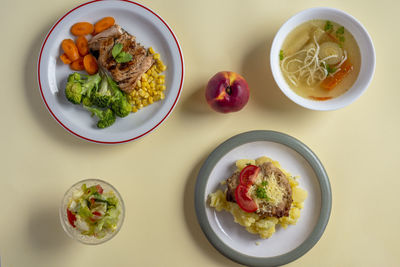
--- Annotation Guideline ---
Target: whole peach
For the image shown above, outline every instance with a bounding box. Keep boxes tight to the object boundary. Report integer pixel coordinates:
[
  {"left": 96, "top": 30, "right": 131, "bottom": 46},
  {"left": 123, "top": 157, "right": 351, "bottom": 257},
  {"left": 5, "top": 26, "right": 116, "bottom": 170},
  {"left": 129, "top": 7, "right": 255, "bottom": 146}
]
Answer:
[{"left": 205, "top": 71, "right": 250, "bottom": 113}]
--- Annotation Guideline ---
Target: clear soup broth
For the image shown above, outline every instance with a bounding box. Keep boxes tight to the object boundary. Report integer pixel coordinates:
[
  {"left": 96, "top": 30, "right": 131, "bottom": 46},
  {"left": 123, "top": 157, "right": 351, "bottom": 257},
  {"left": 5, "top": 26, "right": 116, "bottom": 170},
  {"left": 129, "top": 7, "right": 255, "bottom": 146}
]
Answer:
[{"left": 280, "top": 20, "right": 361, "bottom": 100}]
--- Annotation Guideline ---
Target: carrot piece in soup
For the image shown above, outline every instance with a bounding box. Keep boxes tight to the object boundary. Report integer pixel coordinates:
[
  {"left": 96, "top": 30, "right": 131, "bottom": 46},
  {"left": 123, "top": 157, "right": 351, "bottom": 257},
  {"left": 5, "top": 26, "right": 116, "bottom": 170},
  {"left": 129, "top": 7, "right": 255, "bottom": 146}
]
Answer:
[
  {"left": 70, "top": 57, "right": 85, "bottom": 71},
  {"left": 60, "top": 53, "right": 72, "bottom": 64},
  {"left": 61, "top": 39, "right": 80, "bottom": 62},
  {"left": 309, "top": 96, "right": 333, "bottom": 101},
  {"left": 76, "top": 35, "right": 89, "bottom": 56},
  {"left": 321, "top": 60, "right": 353, "bottom": 91},
  {"left": 94, "top": 17, "right": 115, "bottom": 34},
  {"left": 83, "top": 54, "right": 98, "bottom": 75},
  {"left": 70, "top": 22, "right": 94, "bottom": 36}
]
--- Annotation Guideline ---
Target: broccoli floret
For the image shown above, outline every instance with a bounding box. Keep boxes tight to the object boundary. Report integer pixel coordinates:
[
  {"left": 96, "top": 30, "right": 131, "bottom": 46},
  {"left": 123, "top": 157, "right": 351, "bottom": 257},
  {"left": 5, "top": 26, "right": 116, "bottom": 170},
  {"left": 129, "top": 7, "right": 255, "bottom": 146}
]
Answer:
[
  {"left": 65, "top": 73, "right": 101, "bottom": 105},
  {"left": 107, "top": 76, "right": 132, "bottom": 117},
  {"left": 84, "top": 106, "right": 116, "bottom": 129},
  {"left": 82, "top": 73, "right": 101, "bottom": 97},
  {"left": 82, "top": 96, "right": 93, "bottom": 107},
  {"left": 92, "top": 73, "right": 112, "bottom": 108},
  {"left": 65, "top": 74, "right": 83, "bottom": 104},
  {"left": 111, "top": 94, "right": 131, "bottom": 117},
  {"left": 68, "top": 72, "right": 81, "bottom": 83}
]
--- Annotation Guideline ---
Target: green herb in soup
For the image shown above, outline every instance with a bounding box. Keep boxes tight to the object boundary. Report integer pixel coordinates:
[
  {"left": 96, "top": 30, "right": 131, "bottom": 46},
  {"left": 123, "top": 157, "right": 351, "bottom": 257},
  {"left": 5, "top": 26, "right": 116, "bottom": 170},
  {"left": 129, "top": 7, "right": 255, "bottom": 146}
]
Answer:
[{"left": 280, "top": 20, "right": 361, "bottom": 100}]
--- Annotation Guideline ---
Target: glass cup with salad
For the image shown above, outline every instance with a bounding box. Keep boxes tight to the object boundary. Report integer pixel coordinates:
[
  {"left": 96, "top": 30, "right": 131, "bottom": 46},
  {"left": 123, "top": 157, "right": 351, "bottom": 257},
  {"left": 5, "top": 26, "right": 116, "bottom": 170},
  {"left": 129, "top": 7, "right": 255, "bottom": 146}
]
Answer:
[{"left": 59, "top": 178, "right": 125, "bottom": 245}]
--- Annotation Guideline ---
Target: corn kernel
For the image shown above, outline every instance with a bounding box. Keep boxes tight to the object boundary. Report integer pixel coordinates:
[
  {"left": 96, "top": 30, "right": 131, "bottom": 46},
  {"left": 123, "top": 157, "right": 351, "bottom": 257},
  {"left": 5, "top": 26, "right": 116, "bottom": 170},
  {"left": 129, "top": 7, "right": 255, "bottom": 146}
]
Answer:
[
  {"left": 132, "top": 107, "right": 138, "bottom": 113},
  {"left": 160, "top": 92, "right": 165, "bottom": 99},
  {"left": 148, "top": 47, "right": 155, "bottom": 54},
  {"left": 148, "top": 97, "right": 154, "bottom": 104},
  {"left": 153, "top": 53, "right": 160, "bottom": 60},
  {"left": 143, "top": 100, "right": 148, "bottom": 106}
]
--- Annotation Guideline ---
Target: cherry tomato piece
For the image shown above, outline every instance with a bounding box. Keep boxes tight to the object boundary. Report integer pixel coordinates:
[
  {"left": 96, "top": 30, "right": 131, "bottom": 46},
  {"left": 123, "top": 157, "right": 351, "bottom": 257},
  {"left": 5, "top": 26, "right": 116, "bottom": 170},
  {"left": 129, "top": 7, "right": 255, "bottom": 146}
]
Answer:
[
  {"left": 96, "top": 184, "right": 103, "bottom": 194},
  {"left": 235, "top": 184, "right": 258, "bottom": 213},
  {"left": 67, "top": 209, "right": 76, "bottom": 228},
  {"left": 239, "top": 165, "right": 260, "bottom": 186}
]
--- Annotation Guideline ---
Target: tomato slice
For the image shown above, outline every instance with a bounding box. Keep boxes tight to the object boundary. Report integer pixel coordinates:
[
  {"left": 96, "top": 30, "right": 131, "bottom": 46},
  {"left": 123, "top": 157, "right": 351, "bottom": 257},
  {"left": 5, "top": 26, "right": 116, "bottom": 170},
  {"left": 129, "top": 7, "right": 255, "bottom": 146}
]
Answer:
[
  {"left": 235, "top": 184, "right": 258, "bottom": 213},
  {"left": 67, "top": 209, "right": 76, "bottom": 228},
  {"left": 239, "top": 165, "right": 260, "bottom": 186},
  {"left": 96, "top": 184, "right": 103, "bottom": 194}
]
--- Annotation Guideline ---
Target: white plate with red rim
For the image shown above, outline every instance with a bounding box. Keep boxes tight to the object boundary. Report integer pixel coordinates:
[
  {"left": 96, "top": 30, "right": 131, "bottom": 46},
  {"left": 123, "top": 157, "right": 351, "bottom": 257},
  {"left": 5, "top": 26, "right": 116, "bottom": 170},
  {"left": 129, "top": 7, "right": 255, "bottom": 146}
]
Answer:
[
  {"left": 195, "top": 130, "right": 332, "bottom": 266},
  {"left": 38, "top": 0, "right": 184, "bottom": 144}
]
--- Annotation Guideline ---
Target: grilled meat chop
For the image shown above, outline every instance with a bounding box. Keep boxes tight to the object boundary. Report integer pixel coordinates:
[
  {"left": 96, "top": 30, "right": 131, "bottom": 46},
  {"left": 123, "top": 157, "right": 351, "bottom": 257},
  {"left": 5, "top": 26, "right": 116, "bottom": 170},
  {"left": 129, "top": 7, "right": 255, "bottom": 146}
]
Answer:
[
  {"left": 226, "top": 162, "right": 293, "bottom": 218},
  {"left": 88, "top": 24, "right": 154, "bottom": 93}
]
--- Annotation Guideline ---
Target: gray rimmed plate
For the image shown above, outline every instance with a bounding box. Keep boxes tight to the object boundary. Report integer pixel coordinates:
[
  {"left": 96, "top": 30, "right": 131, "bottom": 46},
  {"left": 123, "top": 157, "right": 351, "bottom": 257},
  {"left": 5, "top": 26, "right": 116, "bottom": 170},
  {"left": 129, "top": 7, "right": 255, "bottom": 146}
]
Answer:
[{"left": 194, "top": 130, "right": 331, "bottom": 266}]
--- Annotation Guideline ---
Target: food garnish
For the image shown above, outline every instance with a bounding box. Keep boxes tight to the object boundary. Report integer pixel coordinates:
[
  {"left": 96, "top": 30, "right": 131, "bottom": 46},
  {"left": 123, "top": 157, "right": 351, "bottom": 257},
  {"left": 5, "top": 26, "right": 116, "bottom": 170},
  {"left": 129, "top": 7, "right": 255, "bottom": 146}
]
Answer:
[{"left": 111, "top": 43, "right": 133, "bottom": 63}]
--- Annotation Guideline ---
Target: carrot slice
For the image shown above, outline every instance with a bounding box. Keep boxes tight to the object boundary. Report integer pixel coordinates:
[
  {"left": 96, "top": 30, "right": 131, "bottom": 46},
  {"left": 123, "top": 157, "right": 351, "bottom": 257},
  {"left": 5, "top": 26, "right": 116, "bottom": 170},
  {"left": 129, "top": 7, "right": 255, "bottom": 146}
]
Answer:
[
  {"left": 83, "top": 54, "right": 98, "bottom": 75},
  {"left": 321, "top": 60, "right": 353, "bottom": 91},
  {"left": 309, "top": 96, "right": 333, "bottom": 101},
  {"left": 60, "top": 53, "right": 72, "bottom": 64},
  {"left": 76, "top": 36, "right": 89, "bottom": 56},
  {"left": 94, "top": 17, "right": 115, "bottom": 34},
  {"left": 70, "top": 57, "right": 85, "bottom": 71},
  {"left": 70, "top": 22, "right": 94, "bottom": 36},
  {"left": 61, "top": 39, "right": 80, "bottom": 62}
]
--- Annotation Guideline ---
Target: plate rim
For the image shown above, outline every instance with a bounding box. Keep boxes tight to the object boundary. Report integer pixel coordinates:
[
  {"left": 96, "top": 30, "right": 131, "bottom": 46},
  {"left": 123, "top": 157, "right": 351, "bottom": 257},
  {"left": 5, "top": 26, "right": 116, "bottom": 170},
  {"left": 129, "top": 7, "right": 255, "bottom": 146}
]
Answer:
[
  {"left": 37, "top": 0, "right": 185, "bottom": 144},
  {"left": 194, "top": 130, "right": 332, "bottom": 267}
]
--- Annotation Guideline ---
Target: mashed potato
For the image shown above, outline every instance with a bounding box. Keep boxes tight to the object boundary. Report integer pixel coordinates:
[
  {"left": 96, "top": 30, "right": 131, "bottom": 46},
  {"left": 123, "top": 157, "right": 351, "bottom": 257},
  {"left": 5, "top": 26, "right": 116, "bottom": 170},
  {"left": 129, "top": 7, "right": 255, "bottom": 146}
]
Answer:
[{"left": 209, "top": 156, "right": 307, "bottom": 239}]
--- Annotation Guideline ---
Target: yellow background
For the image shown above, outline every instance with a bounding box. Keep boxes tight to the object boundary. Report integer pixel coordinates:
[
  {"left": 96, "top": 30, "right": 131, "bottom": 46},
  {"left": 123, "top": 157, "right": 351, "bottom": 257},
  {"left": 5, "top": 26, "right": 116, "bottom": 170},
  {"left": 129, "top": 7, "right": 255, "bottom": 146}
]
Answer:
[{"left": 1, "top": 0, "right": 399, "bottom": 266}]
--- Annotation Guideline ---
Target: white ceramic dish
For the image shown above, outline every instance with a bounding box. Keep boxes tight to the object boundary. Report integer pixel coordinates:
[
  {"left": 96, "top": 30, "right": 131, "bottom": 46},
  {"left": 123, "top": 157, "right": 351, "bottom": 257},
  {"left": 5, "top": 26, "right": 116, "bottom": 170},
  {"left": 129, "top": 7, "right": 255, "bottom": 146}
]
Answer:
[
  {"left": 195, "top": 131, "right": 331, "bottom": 266},
  {"left": 270, "top": 7, "right": 375, "bottom": 111},
  {"left": 38, "top": 0, "right": 184, "bottom": 144}
]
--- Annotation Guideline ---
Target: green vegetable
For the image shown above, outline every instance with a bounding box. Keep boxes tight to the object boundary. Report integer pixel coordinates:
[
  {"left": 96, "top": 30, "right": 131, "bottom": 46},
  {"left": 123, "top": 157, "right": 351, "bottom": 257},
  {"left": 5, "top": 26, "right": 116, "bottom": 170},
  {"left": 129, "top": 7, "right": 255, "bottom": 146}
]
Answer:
[
  {"left": 326, "top": 65, "right": 337, "bottom": 74},
  {"left": 261, "top": 181, "right": 268, "bottom": 186},
  {"left": 256, "top": 187, "right": 268, "bottom": 199},
  {"left": 65, "top": 72, "right": 101, "bottom": 105},
  {"left": 92, "top": 72, "right": 112, "bottom": 108},
  {"left": 279, "top": 50, "right": 284, "bottom": 60},
  {"left": 112, "top": 43, "right": 123, "bottom": 58},
  {"left": 84, "top": 106, "right": 116, "bottom": 128},
  {"left": 65, "top": 80, "right": 83, "bottom": 104},
  {"left": 68, "top": 183, "right": 121, "bottom": 239},
  {"left": 324, "top": 20, "right": 333, "bottom": 31},
  {"left": 335, "top": 26, "right": 345, "bottom": 43},
  {"left": 107, "top": 76, "right": 132, "bottom": 117},
  {"left": 112, "top": 43, "right": 133, "bottom": 63}
]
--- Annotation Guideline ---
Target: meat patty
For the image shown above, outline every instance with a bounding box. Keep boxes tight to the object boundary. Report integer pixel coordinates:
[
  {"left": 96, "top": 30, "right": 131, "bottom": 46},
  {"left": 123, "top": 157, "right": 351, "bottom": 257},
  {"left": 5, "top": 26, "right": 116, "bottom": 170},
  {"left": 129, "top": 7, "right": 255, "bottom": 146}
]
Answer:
[
  {"left": 88, "top": 25, "right": 154, "bottom": 93},
  {"left": 226, "top": 162, "right": 293, "bottom": 218}
]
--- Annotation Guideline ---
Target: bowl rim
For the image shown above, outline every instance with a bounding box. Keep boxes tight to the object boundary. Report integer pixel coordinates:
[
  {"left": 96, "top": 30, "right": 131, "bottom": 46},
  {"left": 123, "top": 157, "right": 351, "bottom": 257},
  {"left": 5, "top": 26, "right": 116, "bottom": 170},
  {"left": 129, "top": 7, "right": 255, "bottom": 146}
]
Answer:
[
  {"left": 59, "top": 178, "right": 125, "bottom": 245},
  {"left": 270, "top": 7, "right": 376, "bottom": 111}
]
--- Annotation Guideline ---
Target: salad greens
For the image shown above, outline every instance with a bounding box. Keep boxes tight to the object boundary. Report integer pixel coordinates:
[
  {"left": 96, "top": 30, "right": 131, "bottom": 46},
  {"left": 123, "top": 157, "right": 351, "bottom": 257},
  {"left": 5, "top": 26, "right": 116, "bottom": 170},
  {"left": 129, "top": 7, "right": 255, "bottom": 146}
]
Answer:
[{"left": 67, "top": 183, "right": 121, "bottom": 238}]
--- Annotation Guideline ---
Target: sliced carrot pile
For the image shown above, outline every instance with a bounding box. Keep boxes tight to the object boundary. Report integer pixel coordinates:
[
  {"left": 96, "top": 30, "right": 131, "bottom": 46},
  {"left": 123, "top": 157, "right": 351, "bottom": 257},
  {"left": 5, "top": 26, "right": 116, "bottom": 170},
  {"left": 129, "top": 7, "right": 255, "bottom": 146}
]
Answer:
[
  {"left": 60, "top": 53, "right": 72, "bottom": 64},
  {"left": 321, "top": 60, "right": 353, "bottom": 91},
  {"left": 309, "top": 96, "right": 333, "bottom": 101},
  {"left": 70, "top": 22, "right": 94, "bottom": 36},
  {"left": 76, "top": 36, "right": 89, "bottom": 56},
  {"left": 94, "top": 17, "right": 115, "bottom": 34},
  {"left": 83, "top": 54, "right": 98, "bottom": 75},
  {"left": 61, "top": 39, "right": 80, "bottom": 62},
  {"left": 70, "top": 57, "right": 85, "bottom": 71}
]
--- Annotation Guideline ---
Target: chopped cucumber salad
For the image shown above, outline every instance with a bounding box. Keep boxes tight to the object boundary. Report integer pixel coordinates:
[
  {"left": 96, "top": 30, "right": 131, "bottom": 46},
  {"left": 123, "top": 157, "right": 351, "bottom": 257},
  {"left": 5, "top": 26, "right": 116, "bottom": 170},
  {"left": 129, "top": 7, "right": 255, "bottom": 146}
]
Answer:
[{"left": 66, "top": 183, "right": 121, "bottom": 238}]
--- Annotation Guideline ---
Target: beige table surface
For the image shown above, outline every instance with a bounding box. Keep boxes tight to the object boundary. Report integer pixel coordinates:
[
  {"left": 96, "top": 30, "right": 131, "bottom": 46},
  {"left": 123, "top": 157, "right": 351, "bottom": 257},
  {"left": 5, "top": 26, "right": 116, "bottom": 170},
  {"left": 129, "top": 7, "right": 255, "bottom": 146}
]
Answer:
[{"left": 1, "top": 0, "right": 399, "bottom": 266}]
